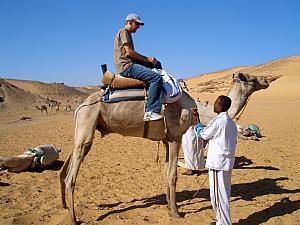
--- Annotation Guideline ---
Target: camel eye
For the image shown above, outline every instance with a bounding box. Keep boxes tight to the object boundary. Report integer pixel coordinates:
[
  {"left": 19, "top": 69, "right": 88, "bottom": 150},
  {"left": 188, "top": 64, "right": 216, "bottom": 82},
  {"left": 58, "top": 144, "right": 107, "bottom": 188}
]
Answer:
[{"left": 239, "top": 73, "right": 247, "bottom": 82}]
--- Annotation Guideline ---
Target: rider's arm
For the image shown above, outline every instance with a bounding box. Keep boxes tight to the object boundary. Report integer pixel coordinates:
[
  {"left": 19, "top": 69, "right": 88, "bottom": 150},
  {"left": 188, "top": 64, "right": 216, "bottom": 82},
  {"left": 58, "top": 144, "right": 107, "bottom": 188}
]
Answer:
[{"left": 123, "top": 43, "right": 157, "bottom": 65}]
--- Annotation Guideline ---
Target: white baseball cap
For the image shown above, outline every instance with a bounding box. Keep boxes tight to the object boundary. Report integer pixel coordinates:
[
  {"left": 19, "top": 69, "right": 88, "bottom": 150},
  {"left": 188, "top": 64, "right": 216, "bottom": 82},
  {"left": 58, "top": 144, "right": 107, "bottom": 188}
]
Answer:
[{"left": 126, "top": 13, "right": 144, "bottom": 26}]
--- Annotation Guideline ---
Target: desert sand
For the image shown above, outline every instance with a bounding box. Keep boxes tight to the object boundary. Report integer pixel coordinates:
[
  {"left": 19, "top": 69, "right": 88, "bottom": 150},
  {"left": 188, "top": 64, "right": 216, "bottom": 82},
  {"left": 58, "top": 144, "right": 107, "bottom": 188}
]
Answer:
[{"left": 0, "top": 56, "right": 300, "bottom": 225}]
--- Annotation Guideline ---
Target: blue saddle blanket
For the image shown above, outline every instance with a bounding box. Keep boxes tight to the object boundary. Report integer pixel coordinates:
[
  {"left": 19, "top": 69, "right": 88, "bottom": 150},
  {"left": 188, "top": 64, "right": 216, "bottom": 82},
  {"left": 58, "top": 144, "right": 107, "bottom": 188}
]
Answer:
[{"left": 102, "top": 87, "right": 145, "bottom": 103}]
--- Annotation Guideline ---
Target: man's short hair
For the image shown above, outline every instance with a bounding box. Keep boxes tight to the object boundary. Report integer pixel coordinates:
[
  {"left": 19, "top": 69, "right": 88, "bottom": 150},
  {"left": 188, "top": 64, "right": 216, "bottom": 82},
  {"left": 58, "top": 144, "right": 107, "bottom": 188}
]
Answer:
[{"left": 218, "top": 95, "right": 232, "bottom": 112}]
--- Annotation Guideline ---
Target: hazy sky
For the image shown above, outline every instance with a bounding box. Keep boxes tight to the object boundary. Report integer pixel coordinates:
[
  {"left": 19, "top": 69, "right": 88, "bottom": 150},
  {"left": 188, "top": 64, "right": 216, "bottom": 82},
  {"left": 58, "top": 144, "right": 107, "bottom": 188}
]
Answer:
[{"left": 1, "top": 0, "right": 299, "bottom": 86}]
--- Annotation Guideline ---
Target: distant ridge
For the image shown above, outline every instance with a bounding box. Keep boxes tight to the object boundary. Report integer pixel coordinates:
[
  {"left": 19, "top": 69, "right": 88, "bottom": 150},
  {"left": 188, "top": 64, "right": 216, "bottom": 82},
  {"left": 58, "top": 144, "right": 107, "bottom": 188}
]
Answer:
[
  {"left": 5, "top": 79, "right": 89, "bottom": 104},
  {"left": 191, "top": 55, "right": 300, "bottom": 82},
  {"left": 186, "top": 55, "right": 300, "bottom": 95},
  {"left": 75, "top": 85, "right": 101, "bottom": 94},
  {"left": 238, "top": 55, "right": 300, "bottom": 76}
]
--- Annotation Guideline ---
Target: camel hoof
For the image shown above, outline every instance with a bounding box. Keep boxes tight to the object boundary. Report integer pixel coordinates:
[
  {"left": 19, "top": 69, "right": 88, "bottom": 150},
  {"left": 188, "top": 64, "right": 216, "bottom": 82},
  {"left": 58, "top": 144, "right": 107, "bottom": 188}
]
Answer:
[
  {"left": 61, "top": 201, "right": 67, "bottom": 209},
  {"left": 168, "top": 210, "right": 181, "bottom": 218}
]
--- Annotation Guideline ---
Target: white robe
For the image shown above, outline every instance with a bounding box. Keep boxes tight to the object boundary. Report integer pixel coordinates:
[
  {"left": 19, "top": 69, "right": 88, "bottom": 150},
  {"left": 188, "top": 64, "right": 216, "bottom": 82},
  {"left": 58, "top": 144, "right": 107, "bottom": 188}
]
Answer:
[
  {"left": 198, "top": 112, "right": 237, "bottom": 225},
  {"left": 182, "top": 125, "right": 205, "bottom": 170}
]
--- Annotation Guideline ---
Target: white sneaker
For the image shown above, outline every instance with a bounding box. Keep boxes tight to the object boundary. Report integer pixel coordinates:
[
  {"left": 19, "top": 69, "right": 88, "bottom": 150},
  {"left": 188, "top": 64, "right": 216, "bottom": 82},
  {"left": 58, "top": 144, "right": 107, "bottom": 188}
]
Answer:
[{"left": 143, "top": 111, "right": 164, "bottom": 121}]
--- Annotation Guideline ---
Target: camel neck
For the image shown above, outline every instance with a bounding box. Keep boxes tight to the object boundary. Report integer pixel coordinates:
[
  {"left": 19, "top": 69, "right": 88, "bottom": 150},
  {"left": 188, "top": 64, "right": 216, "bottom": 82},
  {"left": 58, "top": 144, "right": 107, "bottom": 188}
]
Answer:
[{"left": 227, "top": 82, "right": 250, "bottom": 119}]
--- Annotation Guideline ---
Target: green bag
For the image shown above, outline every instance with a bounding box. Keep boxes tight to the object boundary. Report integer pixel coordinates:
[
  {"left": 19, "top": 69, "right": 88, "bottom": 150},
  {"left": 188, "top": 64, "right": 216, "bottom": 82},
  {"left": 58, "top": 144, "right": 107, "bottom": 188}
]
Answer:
[{"left": 245, "top": 124, "right": 261, "bottom": 138}]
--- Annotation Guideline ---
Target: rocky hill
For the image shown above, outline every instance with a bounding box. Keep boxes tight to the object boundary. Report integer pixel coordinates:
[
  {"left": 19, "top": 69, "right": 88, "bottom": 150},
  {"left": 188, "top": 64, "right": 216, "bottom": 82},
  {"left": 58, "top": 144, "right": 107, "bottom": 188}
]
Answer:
[
  {"left": 0, "top": 79, "right": 91, "bottom": 113},
  {"left": 0, "top": 78, "right": 46, "bottom": 112},
  {"left": 5, "top": 79, "right": 89, "bottom": 104}
]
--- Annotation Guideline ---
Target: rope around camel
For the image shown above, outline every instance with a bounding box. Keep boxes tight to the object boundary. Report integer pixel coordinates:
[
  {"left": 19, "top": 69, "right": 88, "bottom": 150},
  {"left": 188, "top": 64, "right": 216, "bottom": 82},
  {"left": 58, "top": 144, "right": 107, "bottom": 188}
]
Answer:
[{"left": 185, "top": 172, "right": 209, "bottom": 204}]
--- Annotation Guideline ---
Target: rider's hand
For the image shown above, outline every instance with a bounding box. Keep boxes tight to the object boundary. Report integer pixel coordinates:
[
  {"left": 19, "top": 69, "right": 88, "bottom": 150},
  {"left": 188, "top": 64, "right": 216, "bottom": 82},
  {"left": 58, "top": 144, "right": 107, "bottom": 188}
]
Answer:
[{"left": 147, "top": 57, "right": 157, "bottom": 65}]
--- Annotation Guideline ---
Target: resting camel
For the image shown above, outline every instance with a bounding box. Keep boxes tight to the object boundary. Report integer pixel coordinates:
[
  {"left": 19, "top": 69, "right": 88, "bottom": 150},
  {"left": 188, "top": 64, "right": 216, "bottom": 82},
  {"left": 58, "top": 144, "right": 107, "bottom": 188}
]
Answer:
[
  {"left": 59, "top": 72, "right": 273, "bottom": 224},
  {"left": 35, "top": 105, "right": 48, "bottom": 114}
]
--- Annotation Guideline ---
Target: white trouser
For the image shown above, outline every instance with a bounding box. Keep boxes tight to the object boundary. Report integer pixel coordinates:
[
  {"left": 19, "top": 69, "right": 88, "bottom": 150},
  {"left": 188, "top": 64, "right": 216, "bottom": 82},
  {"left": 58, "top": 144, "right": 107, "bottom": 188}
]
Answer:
[
  {"left": 209, "top": 169, "right": 232, "bottom": 225},
  {"left": 182, "top": 126, "right": 205, "bottom": 170}
]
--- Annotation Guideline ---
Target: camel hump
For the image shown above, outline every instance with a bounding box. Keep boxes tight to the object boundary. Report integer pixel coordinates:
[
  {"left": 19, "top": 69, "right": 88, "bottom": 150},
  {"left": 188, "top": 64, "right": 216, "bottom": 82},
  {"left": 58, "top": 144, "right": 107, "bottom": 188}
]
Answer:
[{"left": 101, "top": 71, "right": 146, "bottom": 89}]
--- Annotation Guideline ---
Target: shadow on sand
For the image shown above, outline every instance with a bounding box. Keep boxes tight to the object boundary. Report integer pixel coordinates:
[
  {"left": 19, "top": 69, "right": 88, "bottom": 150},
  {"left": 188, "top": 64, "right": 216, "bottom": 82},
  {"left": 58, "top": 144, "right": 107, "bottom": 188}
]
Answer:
[
  {"left": 28, "top": 160, "right": 64, "bottom": 173},
  {"left": 0, "top": 181, "right": 10, "bottom": 187},
  {"left": 96, "top": 175, "right": 300, "bottom": 223},
  {"left": 234, "top": 197, "right": 300, "bottom": 225},
  {"left": 234, "top": 155, "right": 279, "bottom": 170}
]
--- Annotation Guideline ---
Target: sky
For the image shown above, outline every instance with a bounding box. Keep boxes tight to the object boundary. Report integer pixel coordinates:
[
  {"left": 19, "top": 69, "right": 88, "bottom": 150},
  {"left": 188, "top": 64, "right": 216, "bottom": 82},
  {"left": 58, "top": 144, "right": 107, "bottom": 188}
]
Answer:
[{"left": 1, "top": 0, "right": 300, "bottom": 87}]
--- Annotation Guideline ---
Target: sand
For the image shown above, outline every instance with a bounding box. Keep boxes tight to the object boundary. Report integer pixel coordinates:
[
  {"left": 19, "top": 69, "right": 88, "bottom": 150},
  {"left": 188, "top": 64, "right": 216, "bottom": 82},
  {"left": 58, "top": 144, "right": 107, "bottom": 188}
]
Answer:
[{"left": 0, "top": 56, "right": 300, "bottom": 225}]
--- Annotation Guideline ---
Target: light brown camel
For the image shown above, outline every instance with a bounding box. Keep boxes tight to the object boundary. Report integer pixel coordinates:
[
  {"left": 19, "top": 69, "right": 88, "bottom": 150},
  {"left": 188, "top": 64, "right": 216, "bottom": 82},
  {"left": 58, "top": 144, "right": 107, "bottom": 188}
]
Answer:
[
  {"left": 35, "top": 105, "right": 48, "bottom": 114},
  {"left": 59, "top": 72, "right": 273, "bottom": 224}
]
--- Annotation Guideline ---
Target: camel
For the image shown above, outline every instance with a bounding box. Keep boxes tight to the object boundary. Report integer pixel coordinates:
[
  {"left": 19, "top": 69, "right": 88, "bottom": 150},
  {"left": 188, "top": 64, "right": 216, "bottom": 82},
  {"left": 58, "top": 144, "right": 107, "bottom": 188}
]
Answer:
[
  {"left": 59, "top": 72, "right": 273, "bottom": 224},
  {"left": 46, "top": 98, "right": 60, "bottom": 113},
  {"left": 35, "top": 105, "right": 48, "bottom": 114},
  {"left": 63, "top": 104, "right": 72, "bottom": 111}
]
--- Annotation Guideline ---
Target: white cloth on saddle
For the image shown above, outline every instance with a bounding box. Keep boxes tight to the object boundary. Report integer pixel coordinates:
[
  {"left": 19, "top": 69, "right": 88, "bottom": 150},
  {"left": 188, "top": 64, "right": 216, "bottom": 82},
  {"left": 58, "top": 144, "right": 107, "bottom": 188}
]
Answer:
[
  {"left": 152, "top": 68, "right": 183, "bottom": 103},
  {"left": 25, "top": 144, "right": 59, "bottom": 168},
  {"left": 182, "top": 125, "right": 205, "bottom": 170},
  {"left": 0, "top": 144, "right": 60, "bottom": 173}
]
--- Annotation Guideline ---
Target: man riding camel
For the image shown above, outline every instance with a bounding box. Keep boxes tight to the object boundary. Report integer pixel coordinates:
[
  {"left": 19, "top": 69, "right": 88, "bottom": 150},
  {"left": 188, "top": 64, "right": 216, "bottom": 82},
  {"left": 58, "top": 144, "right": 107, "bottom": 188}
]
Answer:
[{"left": 114, "top": 13, "right": 163, "bottom": 121}]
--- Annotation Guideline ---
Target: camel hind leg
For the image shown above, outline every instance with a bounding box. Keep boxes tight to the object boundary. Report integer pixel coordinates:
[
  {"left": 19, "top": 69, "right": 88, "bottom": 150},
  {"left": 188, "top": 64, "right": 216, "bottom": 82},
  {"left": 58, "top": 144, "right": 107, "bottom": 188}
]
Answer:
[
  {"left": 61, "top": 103, "right": 100, "bottom": 224},
  {"left": 164, "top": 140, "right": 171, "bottom": 207}
]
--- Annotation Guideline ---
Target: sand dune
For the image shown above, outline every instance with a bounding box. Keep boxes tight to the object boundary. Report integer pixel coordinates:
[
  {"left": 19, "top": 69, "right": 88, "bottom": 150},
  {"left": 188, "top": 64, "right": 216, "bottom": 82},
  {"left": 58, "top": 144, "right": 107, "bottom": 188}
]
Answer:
[{"left": 0, "top": 56, "right": 300, "bottom": 225}]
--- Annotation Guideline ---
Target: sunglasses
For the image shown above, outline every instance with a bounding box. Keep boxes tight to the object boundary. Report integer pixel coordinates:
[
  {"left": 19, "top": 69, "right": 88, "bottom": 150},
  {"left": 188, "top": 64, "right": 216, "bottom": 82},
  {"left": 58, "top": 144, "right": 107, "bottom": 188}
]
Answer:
[{"left": 134, "top": 21, "right": 141, "bottom": 26}]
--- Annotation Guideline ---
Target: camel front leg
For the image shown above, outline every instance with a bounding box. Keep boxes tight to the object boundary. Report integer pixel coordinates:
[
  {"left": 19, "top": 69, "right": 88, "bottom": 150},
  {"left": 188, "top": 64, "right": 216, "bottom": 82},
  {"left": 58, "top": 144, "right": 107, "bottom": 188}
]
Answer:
[
  {"left": 59, "top": 152, "right": 71, "bottom": 208},
  {"left": 65, "top": 138, "right": 93, "bottom": 224},
  {"left": 166, "top": 141, "right": 181, "bottom": 218},
  {"left": 63, "top": 105, "right": 99, "bottom": 224}
]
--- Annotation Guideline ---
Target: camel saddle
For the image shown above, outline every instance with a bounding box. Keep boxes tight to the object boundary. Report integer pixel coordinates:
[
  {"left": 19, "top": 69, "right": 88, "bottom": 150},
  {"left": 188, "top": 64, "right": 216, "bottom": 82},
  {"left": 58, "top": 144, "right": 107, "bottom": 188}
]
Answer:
[{"left": 102, "top": 71, "right": 146, "bottom": 89}]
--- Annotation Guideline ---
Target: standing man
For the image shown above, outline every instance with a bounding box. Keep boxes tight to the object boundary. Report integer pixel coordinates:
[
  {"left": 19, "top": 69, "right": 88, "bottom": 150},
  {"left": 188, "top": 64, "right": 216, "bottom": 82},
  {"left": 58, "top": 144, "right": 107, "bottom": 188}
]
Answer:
[
  {"left": 114, "top": 13, "right": 163, "bottom": 121},
  {"left": 195, "top": 95, "right": 237, "bottom": 225}
]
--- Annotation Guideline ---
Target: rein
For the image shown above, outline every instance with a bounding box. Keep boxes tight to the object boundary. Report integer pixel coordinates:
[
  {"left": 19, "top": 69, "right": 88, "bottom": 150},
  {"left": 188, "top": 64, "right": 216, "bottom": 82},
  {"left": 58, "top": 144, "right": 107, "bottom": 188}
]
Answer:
[
  {"left": 186, "top": 173, "right": 209, "bottom": 204},
  {"left": 191, "top": 107, "right": 200, "bottom": 123},
  {"left": 178, "top": 79, "right": 189, "bottom": 91},
  {"left": 234, "top": 94, "right": 251, "bottom": 122}
]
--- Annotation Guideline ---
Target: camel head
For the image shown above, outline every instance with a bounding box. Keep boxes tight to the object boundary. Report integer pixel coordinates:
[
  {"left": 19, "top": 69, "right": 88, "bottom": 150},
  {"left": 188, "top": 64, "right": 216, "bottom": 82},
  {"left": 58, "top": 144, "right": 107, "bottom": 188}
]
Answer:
[
  {"left": 228, "top": 72, "right": 272, "bottom": 119},
  {"left": 232, "top": 72, "right": 270, "bottom": 94}
]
